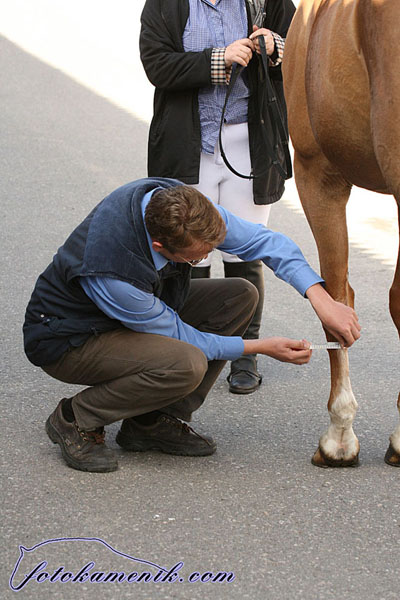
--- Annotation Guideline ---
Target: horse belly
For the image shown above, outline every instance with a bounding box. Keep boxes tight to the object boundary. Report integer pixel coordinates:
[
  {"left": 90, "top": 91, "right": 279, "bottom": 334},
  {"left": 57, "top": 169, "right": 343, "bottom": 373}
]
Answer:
[{"left": 305, "top": 0, "right": 387, "bottom": 191}]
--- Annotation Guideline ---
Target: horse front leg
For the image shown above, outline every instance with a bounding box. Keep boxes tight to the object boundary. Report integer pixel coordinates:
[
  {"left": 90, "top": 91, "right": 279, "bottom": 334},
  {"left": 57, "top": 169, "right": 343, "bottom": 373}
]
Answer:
[
  {"left": 313, "top": 348, "right": 360, "bottom": 467},
  {"left": 295, "top": 153, "right": 360, "bottom": 467},
  {"left": 385, "top": 201, "right": 400, "bottom": 466}
]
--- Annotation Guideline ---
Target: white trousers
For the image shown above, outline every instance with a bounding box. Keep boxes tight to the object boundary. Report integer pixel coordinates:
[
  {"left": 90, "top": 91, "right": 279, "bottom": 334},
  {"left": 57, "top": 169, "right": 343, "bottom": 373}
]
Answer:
[{"left": 192, "top": 122, "right": 271, "bottom": 265}]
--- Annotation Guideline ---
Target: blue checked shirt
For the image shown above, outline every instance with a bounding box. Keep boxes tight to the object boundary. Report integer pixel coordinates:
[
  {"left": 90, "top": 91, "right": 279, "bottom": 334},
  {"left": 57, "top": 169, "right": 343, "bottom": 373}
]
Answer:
[{"left": 183, "top": 0, "right": 250, "bottom": 154}]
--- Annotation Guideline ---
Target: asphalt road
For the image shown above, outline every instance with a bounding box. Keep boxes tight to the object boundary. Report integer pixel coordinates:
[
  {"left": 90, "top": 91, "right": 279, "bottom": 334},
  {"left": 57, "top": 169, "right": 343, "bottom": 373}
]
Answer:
[{"left": 1, "top": 34, "right": 399, "bottom": 600}]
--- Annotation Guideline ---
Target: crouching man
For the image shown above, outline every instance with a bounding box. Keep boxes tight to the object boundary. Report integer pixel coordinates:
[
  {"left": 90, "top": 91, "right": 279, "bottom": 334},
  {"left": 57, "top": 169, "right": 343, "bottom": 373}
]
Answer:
[{"left": 23, "top": 178, "right": 360, "bottom": 472}]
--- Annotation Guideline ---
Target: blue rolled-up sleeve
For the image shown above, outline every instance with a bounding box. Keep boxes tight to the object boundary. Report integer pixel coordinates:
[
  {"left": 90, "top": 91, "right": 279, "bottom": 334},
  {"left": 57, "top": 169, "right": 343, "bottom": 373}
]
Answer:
[
  {"left": 80, "top": 276, "right": 244, "bottom": 361},
  {"left": 215, "top": 206, "right": 324, "bottom": 296}
]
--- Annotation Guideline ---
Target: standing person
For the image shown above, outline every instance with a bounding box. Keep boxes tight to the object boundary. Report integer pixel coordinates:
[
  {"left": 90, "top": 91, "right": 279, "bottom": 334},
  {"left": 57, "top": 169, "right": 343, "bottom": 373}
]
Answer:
[
  {"left": 140, "top": 0, "right": 296, "bottom": 395},
  {"left": 23, "top": 179, "right": 361, "bottom": 473}
]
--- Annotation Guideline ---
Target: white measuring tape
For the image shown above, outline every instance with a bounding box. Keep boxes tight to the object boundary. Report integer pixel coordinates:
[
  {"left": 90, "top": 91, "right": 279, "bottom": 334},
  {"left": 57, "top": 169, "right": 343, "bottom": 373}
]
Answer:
[{"left": 310, "top": 342, "right": 342, "bottom": 350}]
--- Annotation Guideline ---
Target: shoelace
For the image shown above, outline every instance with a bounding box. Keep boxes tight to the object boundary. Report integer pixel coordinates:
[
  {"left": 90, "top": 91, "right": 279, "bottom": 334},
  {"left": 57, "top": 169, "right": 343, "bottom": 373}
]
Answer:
[
  {"left": 75, "top": 423, "right": 105, "bottom": 444},
  {"left": 161, "top": 415, "right": 213, "bottom": 447}
]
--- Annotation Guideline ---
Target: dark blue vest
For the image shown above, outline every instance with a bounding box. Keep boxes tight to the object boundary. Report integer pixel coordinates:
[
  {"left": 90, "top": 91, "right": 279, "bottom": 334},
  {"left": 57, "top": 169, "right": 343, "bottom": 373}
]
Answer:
[{"left": 23, "top": 178, "right": 191, "bottom": 366}]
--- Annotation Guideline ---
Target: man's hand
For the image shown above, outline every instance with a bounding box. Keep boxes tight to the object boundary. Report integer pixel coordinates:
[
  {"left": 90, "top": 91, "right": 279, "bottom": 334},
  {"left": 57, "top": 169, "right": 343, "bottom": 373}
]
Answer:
[
  {"left": 249, "top": 25, "right": 275, "bottom": 56},
  {"left": 306, "top": 283, "right": 361, "bottom": 347},
  {"left": 224, "top": 38, "right": 254, "bottom": 67},
  {"left": 243, "top": 338, "right": 312, "bottom": 365}
]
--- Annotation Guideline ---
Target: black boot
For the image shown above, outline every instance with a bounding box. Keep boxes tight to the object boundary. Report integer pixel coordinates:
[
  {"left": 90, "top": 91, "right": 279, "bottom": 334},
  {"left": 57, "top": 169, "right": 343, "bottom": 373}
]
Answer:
[
  {"left": 224, "top": 260, "right": 264, "bottom": 394},
  {"left": 190, "top": 266, "right": 211, "bottom": 279}
]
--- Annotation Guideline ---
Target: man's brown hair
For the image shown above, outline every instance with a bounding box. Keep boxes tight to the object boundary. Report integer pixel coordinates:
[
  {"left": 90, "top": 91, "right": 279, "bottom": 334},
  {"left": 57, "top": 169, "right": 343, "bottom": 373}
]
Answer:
[{"left": 145, "top": 186, "right": 226, "bottom": 253}]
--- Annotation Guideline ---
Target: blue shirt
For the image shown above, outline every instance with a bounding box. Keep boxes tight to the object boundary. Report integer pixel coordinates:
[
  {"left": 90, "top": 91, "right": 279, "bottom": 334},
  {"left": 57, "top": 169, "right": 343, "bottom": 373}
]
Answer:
[
  {"left": 80, "top": 190, "right": 324, "bottom": 362},
  {"left": 183, "top": 0, "right": 249, "bottom": 154}
]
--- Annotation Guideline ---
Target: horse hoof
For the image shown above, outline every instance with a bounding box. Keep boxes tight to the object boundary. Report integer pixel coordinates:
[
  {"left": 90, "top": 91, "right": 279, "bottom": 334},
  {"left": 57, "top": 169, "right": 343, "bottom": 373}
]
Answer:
[
  {"left": 311, "top": 447, "right": 360, "bottom": 468},
  {"left": 384, "top": 444, "right": 400, "bottom": 467}
]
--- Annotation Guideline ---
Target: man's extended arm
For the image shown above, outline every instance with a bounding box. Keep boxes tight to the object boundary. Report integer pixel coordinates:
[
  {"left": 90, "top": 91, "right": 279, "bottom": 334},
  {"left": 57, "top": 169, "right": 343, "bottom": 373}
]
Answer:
[{"left": 80, "top": 276, "right": 244, "bottom": 362}]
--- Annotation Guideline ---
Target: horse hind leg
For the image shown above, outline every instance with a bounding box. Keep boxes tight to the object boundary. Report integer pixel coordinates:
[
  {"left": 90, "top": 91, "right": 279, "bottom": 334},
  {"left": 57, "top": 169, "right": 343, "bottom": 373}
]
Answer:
[
  {"left": 366, "top": 27, "right": 400, "bottom": 466},
  {"left": 368, "top": 111, "right": 400, "bottom": 466},
  {"left": 385, "top": 201, "right": 400, "bottom": 466},
  {"left": 294, "top": 152, "right": 360, "bottom": 468}
]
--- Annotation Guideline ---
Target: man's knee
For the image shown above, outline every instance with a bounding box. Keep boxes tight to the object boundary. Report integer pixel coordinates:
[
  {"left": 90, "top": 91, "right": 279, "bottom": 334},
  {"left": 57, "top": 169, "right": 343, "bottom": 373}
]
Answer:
[
  {"left": 229, "top": 277, "right": 259, "bottom": 312},
  {"left": 182, "top": 345, "right": 209, "bottom": 381},
  {"left": 177, "top": 345, "right": 208, "bottom": 394}
]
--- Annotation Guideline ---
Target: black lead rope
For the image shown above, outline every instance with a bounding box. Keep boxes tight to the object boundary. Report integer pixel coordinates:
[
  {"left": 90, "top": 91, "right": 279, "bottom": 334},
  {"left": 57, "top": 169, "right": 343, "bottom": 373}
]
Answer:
[{"left": 218, "top": 34, "right": 292, "bottom": 181}]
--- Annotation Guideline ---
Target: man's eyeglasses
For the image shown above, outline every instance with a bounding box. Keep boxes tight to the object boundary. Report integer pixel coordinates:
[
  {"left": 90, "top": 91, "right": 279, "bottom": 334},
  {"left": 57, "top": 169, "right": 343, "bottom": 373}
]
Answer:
[{"left": 178, "top": 255, "right": 208, "bottom": 267}]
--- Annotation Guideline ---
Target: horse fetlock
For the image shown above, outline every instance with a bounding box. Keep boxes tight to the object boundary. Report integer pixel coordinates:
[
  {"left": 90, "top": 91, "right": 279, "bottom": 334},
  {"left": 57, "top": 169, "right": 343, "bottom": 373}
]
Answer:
[
  {"left": 329, "top": 412, "right": 357, "bottom": 429},
  {"left": 329, "top": 386, "right": 358, "bottom": 421}
]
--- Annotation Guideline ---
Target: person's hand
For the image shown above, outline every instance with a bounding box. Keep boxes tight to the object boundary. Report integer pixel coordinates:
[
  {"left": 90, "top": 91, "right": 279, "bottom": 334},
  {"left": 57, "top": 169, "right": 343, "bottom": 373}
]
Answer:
[
  {"left": 244, "top": 338, "right": 312, "bottom": 364},
  {"left": 317, "top": 299, "right": 360, "bottom": 347},
  {"left": 224, "top": 38, "right": 254, "bottom": 67},
  {"left": 263, "top": 337, "right": 312, "bottom": 364},
  {"left": 306, "top": 284, "right": 361, "bottom": 347},
  {"left": 249, "top": 25, "right": 275, "bottom": 56}
]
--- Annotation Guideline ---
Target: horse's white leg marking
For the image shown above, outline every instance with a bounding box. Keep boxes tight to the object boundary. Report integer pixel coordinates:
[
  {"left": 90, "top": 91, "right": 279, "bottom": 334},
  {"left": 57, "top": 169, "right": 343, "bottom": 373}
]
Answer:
[{"left": 319, "top": 349, "right": 359, "bottom": 462}]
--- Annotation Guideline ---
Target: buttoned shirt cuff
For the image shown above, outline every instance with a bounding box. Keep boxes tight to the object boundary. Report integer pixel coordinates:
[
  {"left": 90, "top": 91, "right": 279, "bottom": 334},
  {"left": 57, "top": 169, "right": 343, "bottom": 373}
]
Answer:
[
  {"left": 269, "top": 32, "right": 285, "bottom": 67},
  {"left": 211, "top": 47, "right": 232, "bottom": 85},
  {"left": 220, "top": 336, "right": 245, "bottom": 361},
  {"left": 286, "top": 266, "right": 325, "bottom": 298}
]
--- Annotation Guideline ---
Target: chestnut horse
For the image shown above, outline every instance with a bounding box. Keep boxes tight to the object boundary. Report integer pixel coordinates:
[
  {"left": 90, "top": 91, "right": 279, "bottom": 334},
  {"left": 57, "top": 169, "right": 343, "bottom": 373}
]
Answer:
[{"left": 282, "top": 0, "right": 400, "bottom": 467}]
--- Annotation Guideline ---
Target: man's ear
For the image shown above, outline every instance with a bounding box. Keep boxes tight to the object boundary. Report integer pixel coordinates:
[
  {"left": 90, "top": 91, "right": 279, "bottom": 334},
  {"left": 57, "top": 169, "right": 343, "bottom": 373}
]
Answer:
[{"left": 151, "top": 240, "right": 164, "bottom": 253}]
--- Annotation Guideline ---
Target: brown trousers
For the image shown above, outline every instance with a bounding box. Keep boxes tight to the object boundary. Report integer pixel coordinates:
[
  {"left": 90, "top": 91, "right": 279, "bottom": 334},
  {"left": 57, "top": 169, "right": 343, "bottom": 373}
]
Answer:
[{"left": 42, "top": 278, "right": 258, "bottom": 429}]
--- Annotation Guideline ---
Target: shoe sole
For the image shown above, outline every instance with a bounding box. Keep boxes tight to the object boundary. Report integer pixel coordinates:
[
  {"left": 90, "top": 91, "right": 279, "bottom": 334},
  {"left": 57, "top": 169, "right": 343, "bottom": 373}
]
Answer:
[
  {"left": 115, "top": 431, "right": 216, "bottom": 457},
  {"left": 228, "top": 385, "right": 260, "bottom": 395},
  {"left": 228, "top": 376, "right": 262, "bottom": 395},
  {"left": 45, "top": 417, "right": 118, "bottom": 473}
]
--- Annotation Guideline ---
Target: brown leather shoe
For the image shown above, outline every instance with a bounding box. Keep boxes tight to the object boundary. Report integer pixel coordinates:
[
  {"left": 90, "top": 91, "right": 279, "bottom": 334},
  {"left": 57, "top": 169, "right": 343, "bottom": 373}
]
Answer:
[
  {"left": 45, "top": 399, "right": 118, "bottom": 472},
  {"left": 116, "top": 413, "right": 216, "bottom": 456}
]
